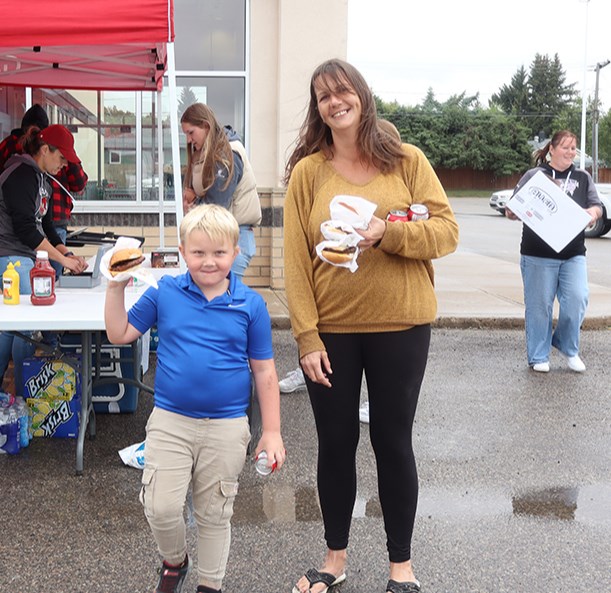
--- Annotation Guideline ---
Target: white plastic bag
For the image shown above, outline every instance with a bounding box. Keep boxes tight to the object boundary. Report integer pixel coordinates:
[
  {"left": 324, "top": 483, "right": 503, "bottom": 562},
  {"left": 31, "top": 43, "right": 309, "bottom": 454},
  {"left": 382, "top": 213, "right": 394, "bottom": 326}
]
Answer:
[
  {"left": 118, "top": 441, "right": 145, "bottom": 469},
  {"left": 329, "top": 195, "right": 377, "bottom": 229}
]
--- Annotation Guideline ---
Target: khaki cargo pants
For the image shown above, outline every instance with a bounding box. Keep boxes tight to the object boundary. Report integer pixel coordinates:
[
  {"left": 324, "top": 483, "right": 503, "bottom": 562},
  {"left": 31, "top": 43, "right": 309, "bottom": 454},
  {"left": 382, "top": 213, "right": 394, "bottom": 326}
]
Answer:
[{"left": 140, "top": 407, "right": 250, "bottom": 589}]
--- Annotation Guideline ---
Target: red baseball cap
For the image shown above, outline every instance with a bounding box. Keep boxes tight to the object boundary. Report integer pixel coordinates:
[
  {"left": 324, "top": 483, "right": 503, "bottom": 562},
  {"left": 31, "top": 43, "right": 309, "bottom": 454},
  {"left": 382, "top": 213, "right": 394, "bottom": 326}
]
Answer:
[{"left": 39, "top": 124, "right": 80, "bottom": 164}]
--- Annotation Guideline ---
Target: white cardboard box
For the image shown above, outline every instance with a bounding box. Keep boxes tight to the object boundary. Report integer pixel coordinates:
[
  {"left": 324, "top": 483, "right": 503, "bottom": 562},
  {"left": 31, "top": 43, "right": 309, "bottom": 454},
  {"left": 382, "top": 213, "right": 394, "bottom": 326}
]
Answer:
[{"left": 506, "top": 170, "right": 591, "bottom": 252}]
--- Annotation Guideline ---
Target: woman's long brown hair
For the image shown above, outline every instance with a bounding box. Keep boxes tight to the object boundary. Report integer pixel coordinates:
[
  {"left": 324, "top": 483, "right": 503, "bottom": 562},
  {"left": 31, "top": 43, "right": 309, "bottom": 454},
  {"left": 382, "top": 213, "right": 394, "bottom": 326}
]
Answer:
[
  {"left": 181, "top": 103, "right": 234, "bottom": 194},
  {"left": 283, "top": 59, "right": 405, "bottom": 184}
]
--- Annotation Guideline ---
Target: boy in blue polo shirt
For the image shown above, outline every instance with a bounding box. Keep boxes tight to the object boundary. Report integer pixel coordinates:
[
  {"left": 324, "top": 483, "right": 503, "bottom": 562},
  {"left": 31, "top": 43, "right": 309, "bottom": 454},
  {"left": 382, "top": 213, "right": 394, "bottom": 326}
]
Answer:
[{"left": 105, "top": 204, "right": 285, "bottom": 593}]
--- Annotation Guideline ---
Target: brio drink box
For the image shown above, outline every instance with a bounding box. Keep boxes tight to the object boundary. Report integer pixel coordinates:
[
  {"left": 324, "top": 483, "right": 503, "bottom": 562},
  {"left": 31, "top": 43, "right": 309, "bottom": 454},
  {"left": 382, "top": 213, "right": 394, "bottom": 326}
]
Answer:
[{"left": 22, "top": 357, "right": 81, "bottom": 438}]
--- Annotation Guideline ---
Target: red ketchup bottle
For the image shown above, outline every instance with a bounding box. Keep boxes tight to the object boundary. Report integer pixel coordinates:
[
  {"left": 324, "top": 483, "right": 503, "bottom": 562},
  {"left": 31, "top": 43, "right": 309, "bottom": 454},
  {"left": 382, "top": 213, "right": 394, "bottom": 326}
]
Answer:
[{"left": 30, "top": 250, "right": 56, "bottom": 306}]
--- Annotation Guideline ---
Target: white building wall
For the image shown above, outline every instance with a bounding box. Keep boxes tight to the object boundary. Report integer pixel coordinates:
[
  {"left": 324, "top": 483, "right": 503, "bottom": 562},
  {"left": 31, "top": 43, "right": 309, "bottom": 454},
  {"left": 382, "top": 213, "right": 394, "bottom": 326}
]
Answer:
[{"left": 250, "top": 0, "right": 348, "bottom": 189}]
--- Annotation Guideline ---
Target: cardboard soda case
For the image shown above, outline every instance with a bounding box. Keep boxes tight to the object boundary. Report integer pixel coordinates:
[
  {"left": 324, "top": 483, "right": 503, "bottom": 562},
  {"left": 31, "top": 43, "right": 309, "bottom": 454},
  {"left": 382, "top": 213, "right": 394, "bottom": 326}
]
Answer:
[{"left": 22, "top": 357, "right": 81, "bottom": 438}]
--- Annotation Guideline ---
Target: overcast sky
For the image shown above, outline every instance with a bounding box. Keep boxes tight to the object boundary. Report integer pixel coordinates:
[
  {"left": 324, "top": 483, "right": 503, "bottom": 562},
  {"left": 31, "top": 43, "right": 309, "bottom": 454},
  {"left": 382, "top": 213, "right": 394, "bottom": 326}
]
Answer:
[{"left": 347, "top": 0, "right": 611, "bottom": 112}]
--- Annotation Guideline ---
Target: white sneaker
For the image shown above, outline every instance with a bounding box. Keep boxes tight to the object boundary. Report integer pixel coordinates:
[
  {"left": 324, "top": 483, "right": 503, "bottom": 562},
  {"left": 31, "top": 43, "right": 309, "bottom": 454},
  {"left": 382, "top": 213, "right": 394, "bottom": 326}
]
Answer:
[
  {"left": 279, "top": 367, "right": 306, "bottom": 393},
  {"left": 532, "top": 362, "right": 550, "bottom": 373},
  {"left": 359, "top": 401, "right": 370, "bottom": 424},
  {"left": 566, "top": 355, "right": 586, "bottom": 373}
]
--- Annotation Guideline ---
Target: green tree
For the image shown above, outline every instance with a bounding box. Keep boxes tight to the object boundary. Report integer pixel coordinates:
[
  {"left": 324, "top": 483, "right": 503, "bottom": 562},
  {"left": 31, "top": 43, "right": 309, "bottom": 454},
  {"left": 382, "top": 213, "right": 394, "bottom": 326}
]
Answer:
[
  {"left": 490, "top": 66, "right": 529, "bottom": 115},
  {"left": 551, "top": 100, "right": 583, "bottom": 138},
  {"left": 492, "top": 53, "right": 575, "bottom": 139},
  {"left": 596, "top": 107, "right": 611, "bottom": 165},
  {"left": 550, "top": 96, "right": 597, "bottom": 152},
  {"left": 527, "top": 53, "right": 576, "bottom": 138},
  {"left": 376, "top": 92, "right": 532, "bottom": 176},
  {"left": 104, "top": 105, "right": 134, "bottom": 125},
  {"left": 421, "top": 87, "right": 441, "bottom": 112},
  {"left": 178, "top": 87, "right": 198, "bottom": 118}
]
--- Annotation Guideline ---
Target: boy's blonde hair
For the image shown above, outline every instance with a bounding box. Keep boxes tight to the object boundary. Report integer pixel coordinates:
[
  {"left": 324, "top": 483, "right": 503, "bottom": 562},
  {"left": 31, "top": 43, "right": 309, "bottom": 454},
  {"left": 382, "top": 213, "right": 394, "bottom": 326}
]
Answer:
[{"left": 180, "top": 204, "right": 240, "bottom": 246}]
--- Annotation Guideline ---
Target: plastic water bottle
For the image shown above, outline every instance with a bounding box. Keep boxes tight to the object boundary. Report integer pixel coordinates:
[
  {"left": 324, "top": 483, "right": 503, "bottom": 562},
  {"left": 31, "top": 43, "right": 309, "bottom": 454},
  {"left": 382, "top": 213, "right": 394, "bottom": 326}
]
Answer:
[
  {"left": 0, "top": 409, "right": 7, "bottom": 454},
  {"left": 15, "top": 397, "right": 30, "bottom": 448},
  {"left": 0, "top": 408, "right": 20, "bottom": 455},
  {"left": 7, "top": 408, "right": 20, "bottom": 454},
  {"left": 0, "top": 391, "right": 15, "bottom": 407}
]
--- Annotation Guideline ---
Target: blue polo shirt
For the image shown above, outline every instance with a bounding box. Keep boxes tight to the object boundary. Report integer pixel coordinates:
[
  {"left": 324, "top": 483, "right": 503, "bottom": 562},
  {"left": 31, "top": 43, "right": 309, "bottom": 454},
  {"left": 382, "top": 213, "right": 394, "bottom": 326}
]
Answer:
[{"left": 127, "top": 271, "right": 274, "bottom": 419}]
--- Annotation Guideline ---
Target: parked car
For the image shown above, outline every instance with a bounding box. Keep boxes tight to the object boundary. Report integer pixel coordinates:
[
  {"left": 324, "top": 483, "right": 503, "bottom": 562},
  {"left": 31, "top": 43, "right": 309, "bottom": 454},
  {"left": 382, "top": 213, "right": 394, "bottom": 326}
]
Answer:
[
  {"left": 489, "top": 189, "right": 512, "bottom": 215},
  {"left": 587, "top": 183, "right": 611, "bottom": 238},
  {"left": 489, "top": 183, "right": 611, "bottom": 238}
]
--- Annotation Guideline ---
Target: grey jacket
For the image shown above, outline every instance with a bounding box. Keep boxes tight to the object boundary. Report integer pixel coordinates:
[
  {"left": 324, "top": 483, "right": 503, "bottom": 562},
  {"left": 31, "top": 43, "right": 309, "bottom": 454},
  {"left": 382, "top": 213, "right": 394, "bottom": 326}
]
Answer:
[{"left": 0, "top": 154, "right": 58, "bottom": 260}]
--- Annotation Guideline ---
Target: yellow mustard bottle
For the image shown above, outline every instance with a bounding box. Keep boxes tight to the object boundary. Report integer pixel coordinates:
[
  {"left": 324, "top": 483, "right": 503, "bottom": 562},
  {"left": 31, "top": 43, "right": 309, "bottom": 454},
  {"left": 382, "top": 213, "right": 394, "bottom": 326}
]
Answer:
[{"left": 3, "top": 261, "right": 21, "bottom": 305}]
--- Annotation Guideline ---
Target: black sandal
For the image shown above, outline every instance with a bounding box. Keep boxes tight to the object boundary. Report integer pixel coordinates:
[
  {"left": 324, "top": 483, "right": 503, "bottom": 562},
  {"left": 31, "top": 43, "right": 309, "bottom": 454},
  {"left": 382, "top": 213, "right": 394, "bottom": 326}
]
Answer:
[
  {"left": 386, "top": 579, "right": 421, "bottom": 593},
  {"left": 292, "top": 568, "right": 346, "bottom": 593}
]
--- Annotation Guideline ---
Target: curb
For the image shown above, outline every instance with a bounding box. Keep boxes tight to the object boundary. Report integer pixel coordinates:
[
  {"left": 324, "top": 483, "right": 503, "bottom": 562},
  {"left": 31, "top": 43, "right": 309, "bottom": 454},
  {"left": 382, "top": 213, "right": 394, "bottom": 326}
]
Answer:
[
  {"left": 432, "top": 317, "right": 611, "bottom": 330},
  {"left": 260, "top": 285, "right": 611, "bottom": 332},
  {"left": 271, "top": 315, "right": 611, "bottom": 332}
]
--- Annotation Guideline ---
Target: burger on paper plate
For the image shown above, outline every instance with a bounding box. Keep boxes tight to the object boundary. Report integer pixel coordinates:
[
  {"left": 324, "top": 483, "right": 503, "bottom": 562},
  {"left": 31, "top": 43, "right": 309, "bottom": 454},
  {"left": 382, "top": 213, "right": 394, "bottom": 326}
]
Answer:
[{"left": 108, "top": 248, "right": 145, "bottom": 276}]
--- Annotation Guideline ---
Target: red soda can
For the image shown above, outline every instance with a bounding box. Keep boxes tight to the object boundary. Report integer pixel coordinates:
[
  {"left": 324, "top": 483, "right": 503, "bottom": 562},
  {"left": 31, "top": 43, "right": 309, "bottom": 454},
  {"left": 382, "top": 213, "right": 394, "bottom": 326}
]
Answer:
[
  {"left": 386, "top": 210, "right": 409, "bottom": 222},
  {"left": 255, "top": 450, "right": 277, "bottom": 476},
  {"left": 407, "top": 204, "right": 429, "bottom": 221}
]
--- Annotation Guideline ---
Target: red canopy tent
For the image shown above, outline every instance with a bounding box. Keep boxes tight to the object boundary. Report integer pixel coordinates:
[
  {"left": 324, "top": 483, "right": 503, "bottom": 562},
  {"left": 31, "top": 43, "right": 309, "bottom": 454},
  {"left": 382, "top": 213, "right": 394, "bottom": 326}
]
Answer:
[
  {"left": 0, "top": 0, "right": 184, "bottom": 237},
  {"left": 0, "top": 0, "right": 172, "bottom": 91}
]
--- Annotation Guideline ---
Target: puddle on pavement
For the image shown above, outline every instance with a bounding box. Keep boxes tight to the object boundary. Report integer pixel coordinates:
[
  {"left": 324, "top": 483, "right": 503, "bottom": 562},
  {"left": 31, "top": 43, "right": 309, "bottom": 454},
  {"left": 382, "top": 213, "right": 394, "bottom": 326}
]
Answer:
[
  {"left": 232, "top": 486, "right": 383, "bottom": 524},
  {"left": 229, "top": 482, "right": 610, "bottom": 526},
  {"left": 418, "top": 484, "right": 610, "bottom": 524},
  {"left": 512, "top": 487, "right": 578, "bottom": 520},
  {"left": 513, "top": 483, "right": 611, "bottom": 525}
]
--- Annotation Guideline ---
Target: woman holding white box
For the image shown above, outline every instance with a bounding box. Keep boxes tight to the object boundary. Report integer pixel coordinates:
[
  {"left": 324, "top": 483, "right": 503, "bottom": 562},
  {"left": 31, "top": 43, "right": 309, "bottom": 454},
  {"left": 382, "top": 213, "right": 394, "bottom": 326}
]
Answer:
[{"left": 506, "top": 130, "right": 603, "bottom": 373}]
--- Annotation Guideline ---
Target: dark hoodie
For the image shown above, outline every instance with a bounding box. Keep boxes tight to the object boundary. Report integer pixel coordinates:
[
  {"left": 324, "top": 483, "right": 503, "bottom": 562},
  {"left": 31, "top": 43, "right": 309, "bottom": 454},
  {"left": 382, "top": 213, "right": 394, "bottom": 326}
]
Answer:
[
  {"left": 0, "top": 154, "right": 61, "bottom": 260},
  {"left": 514, "top": 163, "right": 602, "bottom": 259},
  {"left": 0, "top": 104, "right": 50, "bottom": 172}
]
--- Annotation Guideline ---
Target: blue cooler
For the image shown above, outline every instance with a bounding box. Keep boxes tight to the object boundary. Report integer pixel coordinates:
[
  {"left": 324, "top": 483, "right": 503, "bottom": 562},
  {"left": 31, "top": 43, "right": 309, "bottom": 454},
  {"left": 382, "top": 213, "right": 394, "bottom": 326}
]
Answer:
[{"left": 60, "top": 333, "right": 142, "bottom": 414}]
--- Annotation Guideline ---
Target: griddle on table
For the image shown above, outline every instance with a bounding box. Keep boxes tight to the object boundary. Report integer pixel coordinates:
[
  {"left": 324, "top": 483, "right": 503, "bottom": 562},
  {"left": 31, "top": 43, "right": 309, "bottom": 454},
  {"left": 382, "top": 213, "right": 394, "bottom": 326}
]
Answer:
[{"left": 66, "top": 228, "right": 145, "bottom": 248}]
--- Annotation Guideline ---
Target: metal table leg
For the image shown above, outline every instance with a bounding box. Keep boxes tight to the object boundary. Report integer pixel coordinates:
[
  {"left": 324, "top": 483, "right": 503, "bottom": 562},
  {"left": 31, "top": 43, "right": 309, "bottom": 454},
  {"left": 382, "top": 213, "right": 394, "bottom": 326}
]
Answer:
[{"left": 75, "top": 331, "right": 95, "bottom": 475}]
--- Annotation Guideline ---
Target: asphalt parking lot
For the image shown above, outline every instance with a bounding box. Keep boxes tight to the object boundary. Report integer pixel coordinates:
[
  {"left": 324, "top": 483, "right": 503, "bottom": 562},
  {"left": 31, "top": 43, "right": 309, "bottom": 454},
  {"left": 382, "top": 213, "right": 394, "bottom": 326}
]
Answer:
[{"left": 2, "top": 327, "right": 610, "bottom": 593}]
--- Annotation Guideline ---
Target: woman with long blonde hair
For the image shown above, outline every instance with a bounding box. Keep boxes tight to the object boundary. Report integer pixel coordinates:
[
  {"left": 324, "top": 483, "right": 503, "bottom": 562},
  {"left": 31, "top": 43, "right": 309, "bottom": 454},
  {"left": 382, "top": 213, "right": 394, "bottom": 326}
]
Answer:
[{"left": 181, "top": 103, "right": 261, "bottom": 278}]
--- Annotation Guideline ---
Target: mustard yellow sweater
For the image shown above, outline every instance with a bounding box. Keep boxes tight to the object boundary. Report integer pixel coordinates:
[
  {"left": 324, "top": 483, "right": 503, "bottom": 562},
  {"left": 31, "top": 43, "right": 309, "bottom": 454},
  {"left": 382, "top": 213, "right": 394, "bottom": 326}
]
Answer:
[{"left": 284, "top": 144, "right": 459, "bottom": 357}]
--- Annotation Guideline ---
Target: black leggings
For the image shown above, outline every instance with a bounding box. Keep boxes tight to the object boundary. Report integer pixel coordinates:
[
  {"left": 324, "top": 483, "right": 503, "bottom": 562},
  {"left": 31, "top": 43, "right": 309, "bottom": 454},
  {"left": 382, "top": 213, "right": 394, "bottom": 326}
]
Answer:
[{"left": 306, "top": 326, "right": 430, "bottom": 563}]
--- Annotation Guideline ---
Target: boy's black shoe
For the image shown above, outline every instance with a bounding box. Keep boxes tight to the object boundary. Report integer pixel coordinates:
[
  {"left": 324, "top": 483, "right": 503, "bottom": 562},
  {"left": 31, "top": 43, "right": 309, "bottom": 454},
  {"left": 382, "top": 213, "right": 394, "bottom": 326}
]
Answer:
[
  {"left": 155, "top": 555, "right": 191, "bottom": 593},
  {"left": 196, "top": 586, "right": 222, "bottom": 593}
]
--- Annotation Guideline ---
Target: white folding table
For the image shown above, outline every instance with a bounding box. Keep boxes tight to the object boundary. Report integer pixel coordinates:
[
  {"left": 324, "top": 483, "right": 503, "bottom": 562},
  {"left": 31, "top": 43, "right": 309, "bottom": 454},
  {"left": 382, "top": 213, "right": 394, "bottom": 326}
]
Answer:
[{"left": 0, "top": 283, "right": 146, "bottom": 474}]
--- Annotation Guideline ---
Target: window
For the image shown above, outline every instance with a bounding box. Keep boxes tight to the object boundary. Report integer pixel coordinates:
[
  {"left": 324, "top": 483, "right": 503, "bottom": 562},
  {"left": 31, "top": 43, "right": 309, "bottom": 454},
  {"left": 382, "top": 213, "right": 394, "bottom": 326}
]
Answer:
[{"left": 174, "top": 0, "right": 246, "bottom": 71}]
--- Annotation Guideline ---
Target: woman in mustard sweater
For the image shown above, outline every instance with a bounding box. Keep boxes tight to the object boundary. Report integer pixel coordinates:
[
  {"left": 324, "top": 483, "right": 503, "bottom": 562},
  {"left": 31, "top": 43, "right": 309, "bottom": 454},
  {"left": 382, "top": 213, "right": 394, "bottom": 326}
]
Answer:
[{"left": 284, "top": 59, "right": 459, "bottom": 593}]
